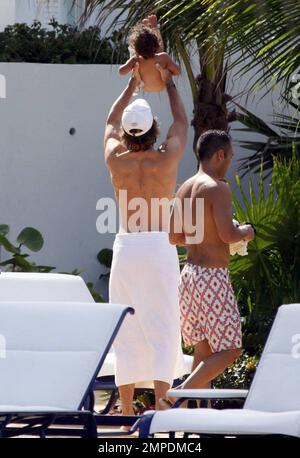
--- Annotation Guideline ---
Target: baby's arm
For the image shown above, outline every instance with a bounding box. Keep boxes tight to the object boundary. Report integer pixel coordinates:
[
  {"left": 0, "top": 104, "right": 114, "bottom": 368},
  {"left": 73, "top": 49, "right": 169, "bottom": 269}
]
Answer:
[
  {"left": 166, "top": 55, "right": 181, "bottom": 76},
  {"left": 119, "top": 56, "right": 137, "bottom": 76}
]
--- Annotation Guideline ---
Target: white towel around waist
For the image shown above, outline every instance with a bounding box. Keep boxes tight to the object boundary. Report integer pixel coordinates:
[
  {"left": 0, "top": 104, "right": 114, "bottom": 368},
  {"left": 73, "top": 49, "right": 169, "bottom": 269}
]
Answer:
[{"left": 109, "top": 231, "right": 187, "bottom": 386}]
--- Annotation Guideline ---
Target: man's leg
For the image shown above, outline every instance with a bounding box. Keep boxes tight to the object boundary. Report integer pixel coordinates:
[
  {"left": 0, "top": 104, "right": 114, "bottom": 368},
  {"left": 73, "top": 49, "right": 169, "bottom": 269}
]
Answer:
[
  {"left": 165, "top": 344, "right": 241, "bottom": 408},
  {"left": 154, "top": 380, "right": 171, "bottom": 410},
  {"left": 181, "top": 347, "right": 242, "bottom": 390},
  {"left": 118, "top": 384, "right": 135, "bottom": 415},
  {"left": 170, "top": 340, "right": 212, "bottom": 406},
  {"left": 191, "top": 340, "right": 212, "bottom": 405},
  {"left": 192, "top": 339, "right": 212, "bottom": 380}
]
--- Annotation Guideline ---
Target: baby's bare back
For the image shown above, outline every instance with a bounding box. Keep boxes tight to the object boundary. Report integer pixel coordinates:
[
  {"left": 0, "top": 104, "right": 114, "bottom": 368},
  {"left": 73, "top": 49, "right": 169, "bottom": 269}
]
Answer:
[
  {"left": 179, "top": 174, "right": 230, "bottom": 267},
  {"left": 138, "top": 53, "right": 169, "bottom": 92}
]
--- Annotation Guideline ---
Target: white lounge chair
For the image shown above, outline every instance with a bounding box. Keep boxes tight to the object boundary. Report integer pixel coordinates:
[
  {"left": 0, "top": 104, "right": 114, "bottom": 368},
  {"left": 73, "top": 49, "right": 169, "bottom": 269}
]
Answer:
[
  {"left": 0, "top": 272, "right": 94, "bottom": 302},
  {"left": 136, "top": 304, "right": 300, "bottom": 438},
  {"left": 0, "top": 272, "right": 193, "bottom": 416},
  {"left": 0, "top": 300, "right": 133, "bottom": 437}
]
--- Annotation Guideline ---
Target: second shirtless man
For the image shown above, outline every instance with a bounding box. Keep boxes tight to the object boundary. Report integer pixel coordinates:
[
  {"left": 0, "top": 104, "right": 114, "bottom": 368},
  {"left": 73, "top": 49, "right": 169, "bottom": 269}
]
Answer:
[{"left": 168, "top": 130, "right": 255, "bottom": 395}]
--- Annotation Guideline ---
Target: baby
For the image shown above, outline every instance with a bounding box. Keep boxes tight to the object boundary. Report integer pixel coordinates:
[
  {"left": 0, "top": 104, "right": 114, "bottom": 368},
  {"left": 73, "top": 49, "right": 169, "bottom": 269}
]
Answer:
[{"left": 119, "top": 21, "right": 180, "bottom": 93}]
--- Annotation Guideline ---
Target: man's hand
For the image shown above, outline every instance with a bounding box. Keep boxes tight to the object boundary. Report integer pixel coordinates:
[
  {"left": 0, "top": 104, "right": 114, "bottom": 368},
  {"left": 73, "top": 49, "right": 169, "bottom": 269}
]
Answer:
[
  {"left": 156, "top": 63, "right": 172, "bottom": 83},
  {"left": 132, "top": 62, "right": 141, "bottom": 86},
  {"left": 240, "top": 224, "right": 255, "bottom": 242}
]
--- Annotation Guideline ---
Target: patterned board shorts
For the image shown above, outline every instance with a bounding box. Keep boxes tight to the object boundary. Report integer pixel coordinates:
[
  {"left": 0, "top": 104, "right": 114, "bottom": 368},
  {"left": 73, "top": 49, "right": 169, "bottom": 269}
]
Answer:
[{"left": 179, "top": 263, "right": 242, "bottom": 353}]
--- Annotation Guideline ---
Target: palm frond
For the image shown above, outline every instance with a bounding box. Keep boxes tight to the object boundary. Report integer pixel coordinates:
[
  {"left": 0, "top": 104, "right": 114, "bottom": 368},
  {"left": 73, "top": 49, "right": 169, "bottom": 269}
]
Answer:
[{"left": 233, "top": 98, "right": 300, "bottom": 174}]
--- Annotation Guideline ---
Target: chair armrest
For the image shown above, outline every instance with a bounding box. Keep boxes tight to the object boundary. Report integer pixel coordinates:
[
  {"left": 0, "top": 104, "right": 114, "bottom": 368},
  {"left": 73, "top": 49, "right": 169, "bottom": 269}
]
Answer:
[{"left": 167, "top": 388, "right": 249, "bottom": 400}]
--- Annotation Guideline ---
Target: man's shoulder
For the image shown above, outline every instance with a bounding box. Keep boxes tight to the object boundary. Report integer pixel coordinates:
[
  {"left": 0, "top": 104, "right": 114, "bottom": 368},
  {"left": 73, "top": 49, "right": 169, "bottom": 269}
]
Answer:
[
  {"left": 204, "top": 178, "right": 229, "bottom": 193},
  {"left": 203, "top": 179, "right": 231, "bottom": 206},
  {"left": 189, "top": 176, "right": 230, "bottom": 200},
  {"left": 157, "top": 141, "right": 185, "bottom": 161},
  {"left": 175, "top": 176, "right": 196, "bottom": 198},
  {"left": 105, "top": 145, "right": 128, "bottom": 167}
]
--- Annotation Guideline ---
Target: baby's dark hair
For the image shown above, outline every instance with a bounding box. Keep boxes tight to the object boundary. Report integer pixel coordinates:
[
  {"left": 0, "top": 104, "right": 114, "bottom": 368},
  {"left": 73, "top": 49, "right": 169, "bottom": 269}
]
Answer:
[{"left": 129, "top": 24, "right": 160, "bottom": 59}]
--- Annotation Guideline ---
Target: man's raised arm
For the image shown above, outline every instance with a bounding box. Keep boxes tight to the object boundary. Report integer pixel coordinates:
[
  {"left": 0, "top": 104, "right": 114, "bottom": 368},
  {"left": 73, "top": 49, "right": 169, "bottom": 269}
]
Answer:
[
  {"left": 158, "top": 69, "right": 188, "bottom": 159},
  {"left": 104, "top": 67, "right": 140, "bottom": 164}
]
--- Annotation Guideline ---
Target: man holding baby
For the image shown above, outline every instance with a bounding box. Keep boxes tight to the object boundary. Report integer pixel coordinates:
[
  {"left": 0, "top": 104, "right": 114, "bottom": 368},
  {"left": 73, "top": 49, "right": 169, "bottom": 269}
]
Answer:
[{"left": 104, "top": 16, "right": 188, "bottom": 422}]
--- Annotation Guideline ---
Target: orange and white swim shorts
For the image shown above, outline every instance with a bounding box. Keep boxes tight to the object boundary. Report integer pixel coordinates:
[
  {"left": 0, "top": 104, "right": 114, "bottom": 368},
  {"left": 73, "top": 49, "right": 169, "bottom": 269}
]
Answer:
[{"left": 179, "top": 263, "right": 242, "bottom": 352}]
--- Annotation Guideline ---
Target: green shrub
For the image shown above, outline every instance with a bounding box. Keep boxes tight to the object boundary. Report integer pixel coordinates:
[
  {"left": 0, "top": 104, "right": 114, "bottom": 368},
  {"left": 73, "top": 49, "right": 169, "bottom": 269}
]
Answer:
[
  {"left": 212, "top": 352, "right": 259, "bottom": 407},
  {"left": 214, "top": 352, "right": 259, "bottom": 390},
  {"left": 0, "top": 20, "right": 128, "bottom": 64},
  {"left": 0, "top": 224, "right": 104, "bottom": 301},
  {"left": 230, "top": 151, "right": 300, "bottom": 355}
]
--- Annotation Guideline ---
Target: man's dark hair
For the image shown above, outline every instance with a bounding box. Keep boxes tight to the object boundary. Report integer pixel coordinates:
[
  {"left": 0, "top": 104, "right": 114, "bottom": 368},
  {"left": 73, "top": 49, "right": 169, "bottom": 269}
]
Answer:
[
  {"left": 129, "top": 24, "right": 160, "bottom": 59},
  {"left": 196, "top": 130, "right": 232, "bottom": 162},
  {"left": 121, "top": 118, "right": 160, "bottom": 152}
]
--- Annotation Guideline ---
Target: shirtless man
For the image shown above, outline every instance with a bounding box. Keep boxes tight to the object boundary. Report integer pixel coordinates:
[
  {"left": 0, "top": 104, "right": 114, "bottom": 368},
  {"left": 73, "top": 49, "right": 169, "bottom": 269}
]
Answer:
[
  {"left": 168, "top": 130, "right": 255, "bottom": 397},
  {"left": 104, "top": 63, "right": 188, "bottom": 419}
]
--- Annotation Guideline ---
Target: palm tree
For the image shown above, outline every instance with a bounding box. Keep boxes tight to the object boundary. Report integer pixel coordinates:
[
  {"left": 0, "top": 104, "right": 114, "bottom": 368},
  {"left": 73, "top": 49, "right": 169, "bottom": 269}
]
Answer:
[
  {"left": 72, "top": 0, "right": 300, "bottom": 167},
  {"left": 172, "top": 0, "right": 300, "bottom": 98}
]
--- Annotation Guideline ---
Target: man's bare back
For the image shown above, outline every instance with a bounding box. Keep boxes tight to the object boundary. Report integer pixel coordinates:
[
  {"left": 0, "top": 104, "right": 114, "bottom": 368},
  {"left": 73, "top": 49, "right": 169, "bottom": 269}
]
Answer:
[
  {"left": 170, "top": 141, "right": 255, "bottom": 268},
  {"left": 175, "top": 173, "right": 232, "bottom": 268},
  {"left": 107, "top": 146, "right": 179, "bottom": 232}
]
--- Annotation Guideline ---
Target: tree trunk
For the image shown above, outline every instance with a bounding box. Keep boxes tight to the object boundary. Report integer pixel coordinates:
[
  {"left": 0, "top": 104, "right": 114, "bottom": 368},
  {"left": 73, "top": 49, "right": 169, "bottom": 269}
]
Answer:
[{"left": 191, "top": 73, "right": 237, "bottom": 163}]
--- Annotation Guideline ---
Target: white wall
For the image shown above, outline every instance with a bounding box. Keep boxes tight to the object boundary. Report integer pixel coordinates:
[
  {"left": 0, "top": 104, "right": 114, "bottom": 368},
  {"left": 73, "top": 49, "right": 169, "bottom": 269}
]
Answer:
[
  {"left": 0, "top": 0, "right": 16, "bottom": 31},
  {"left": 0, "top": 0, "right": 118, "bottom": 33},
  {"left": 15, "top": 0, "right": 77, "bottom": 27},
  {"left": 0, "top": 62, "right": 287, "bottom": 297},
  {"left": 0, "top": 63, "right": 195, "bottom": 295}
]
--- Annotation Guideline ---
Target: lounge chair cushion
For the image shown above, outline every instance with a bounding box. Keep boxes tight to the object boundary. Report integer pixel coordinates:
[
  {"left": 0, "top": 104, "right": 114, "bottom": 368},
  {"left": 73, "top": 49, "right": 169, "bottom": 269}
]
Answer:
[
  {"left": 147, "top": 408, "right": 300, "bottom": 437},
  {"left": 0, "top": 301, "right": 131, "bottom": 411}
]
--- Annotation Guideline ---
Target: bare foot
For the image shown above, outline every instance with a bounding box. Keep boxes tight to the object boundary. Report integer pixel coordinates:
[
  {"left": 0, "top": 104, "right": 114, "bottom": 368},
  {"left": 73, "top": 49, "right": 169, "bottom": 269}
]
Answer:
[
  {"left": 158, "top": 388, "right": 181, "bottom": 410},
  {"left": 158, "top": 398, "right": 174, "bottom": 410},
  {"left": 120, "top": 425, "right": 132, "bottom": 432},
  {"left": 142, "top": 14, "right": 158, "bottom": 29}
]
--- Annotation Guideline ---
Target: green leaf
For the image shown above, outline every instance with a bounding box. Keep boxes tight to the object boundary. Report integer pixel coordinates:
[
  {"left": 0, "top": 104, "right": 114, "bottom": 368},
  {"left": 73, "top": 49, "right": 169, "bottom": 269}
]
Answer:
[
  {"left": 0, "top": 224, "right": 9, "bottom": 236},
  {"left": 176, "top": 246, "right": 187, "bottom": 256},
  {"left": 97, "top": 248, "right": 113, "bottom": 268},
  {"left": 16, "top": 227, "right": 44, "bottom": 252}
]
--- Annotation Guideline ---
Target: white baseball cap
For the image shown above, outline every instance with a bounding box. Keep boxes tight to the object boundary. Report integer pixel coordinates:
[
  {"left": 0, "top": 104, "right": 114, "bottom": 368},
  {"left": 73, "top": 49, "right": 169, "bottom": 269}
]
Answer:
[{"left": 121, "top": 98, "right": 154, "bottom": 137}]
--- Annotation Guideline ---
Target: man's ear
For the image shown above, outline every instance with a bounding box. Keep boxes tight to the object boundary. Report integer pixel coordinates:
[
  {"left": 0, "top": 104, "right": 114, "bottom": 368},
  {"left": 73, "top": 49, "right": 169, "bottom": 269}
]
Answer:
[{"left": 216, "top": 148, "right": 225, "bottom": 161}]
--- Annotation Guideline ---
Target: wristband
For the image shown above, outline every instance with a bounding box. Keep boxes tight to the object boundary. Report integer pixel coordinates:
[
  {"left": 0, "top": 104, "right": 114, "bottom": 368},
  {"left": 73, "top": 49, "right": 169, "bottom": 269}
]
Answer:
[{"left": 166, "top": 80, "right": 176, "bottom": 89}]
